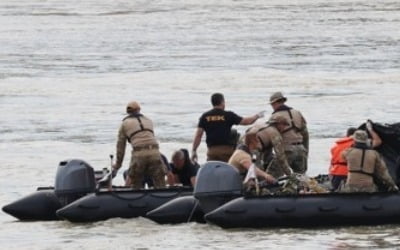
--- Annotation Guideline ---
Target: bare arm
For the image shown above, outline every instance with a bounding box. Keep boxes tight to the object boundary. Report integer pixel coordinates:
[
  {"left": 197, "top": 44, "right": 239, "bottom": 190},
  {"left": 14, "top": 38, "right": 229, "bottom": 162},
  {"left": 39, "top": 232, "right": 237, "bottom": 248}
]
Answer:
[
  {"left": 173, "top": 174, "right": 180, "bottom": 185},
  {"left": 368, "top": 127, "right": 382, "bottom": 148},
  {"left": 190, "top": 176, "right": 196, "bottom": 186},
  {"left": 240, "top": 159, "right": 276, "bottom": 184},
  {"left": 191, "top": 127, "right": 204, "bottom": 161},
  {"left": 192, "top": 127, "right": 204, "bottom": 151},
  {"left": 166, "top": 171, "right": 175, "bottom": 186},
  {"left": 240, "top": 114, "right": 260, "bottom": 125}
]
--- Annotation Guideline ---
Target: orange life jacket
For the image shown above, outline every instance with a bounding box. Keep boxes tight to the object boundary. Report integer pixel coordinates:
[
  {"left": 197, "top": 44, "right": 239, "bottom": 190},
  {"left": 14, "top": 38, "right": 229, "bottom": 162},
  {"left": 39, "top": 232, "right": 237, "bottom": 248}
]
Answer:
[{"left": 329, "top": 137, "right": 354, "bottom": 176}]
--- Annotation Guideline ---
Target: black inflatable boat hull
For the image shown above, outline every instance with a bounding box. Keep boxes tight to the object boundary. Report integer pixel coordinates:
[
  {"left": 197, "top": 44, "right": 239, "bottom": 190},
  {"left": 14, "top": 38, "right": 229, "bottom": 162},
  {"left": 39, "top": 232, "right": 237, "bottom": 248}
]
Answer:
[
  {"left": 205, "top": 192, "right": 400, "bottom": 228},
  {"left": 146, "top": 195, "right": 205, "bottom": 224},
  {"left": 2, "top": 189, "right": 61, "bottom": 221},
  {"left": 2, "top": 159, "right": 108, "bottom": 221},
  {"left": 56, "top": 187, "right": 193, "bottom": 222}
]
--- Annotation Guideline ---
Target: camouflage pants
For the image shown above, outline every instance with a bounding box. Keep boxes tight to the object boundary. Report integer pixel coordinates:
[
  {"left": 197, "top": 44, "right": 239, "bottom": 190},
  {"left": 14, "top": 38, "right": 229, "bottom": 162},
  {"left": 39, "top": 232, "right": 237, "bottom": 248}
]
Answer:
[
  {"left": 129, "top": 148, "right": 166, "bottom": 189},
  {"left": 266, "top": 145, "right": 307, "bottom": 178},
  {"left": 340, "top": 184, "right": 377, "bottom": 193},
  {"left": 257, "top": 149, "right": 273, "bottom": 171},
  {"left": 265, "top": 158, "right": 286, "bottom": 179},
  {"left": 207, "top": 145, "right": 235, "bottom": 163},
  {"left": 285, "top": 145, "right": 307, "bottom": 174}
]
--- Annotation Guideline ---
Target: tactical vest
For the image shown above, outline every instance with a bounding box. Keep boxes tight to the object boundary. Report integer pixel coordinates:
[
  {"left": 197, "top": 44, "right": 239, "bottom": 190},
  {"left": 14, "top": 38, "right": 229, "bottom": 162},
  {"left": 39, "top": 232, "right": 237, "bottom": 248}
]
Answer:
[
  {"left": 255, "top": 125, "right": 280, "bottom": 152},
  {"left": 344, "top": 144, "right": 377, "bottom": 186},
  {"left": 347, "top": 146, "right": 374, "bottom": 177},
  {"left": 123, "top": 113, "right": 155, "bottom": 143},
  {"left": 271, "top": 107, "right": 304, "bottom": 146}
]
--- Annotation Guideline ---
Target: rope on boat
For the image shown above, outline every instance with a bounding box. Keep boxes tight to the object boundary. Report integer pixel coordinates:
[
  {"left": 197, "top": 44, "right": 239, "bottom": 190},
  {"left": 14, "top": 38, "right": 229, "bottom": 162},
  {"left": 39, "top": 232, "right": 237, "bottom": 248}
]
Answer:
[{"left": 187, "top": 199, "right": 199, "bottom": 223}]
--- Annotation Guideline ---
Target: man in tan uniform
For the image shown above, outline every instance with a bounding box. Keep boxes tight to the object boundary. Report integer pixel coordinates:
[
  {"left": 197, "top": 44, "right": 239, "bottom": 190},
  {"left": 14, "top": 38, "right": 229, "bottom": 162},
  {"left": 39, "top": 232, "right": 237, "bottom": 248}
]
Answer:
[
  {"left": 112, "top": 101, "right": 166, "bottom": 189},
  {"left": 269, "top": 92, "right": 308, "bottom": 173},
  {"left": 341, "top": 130, "right": 398, "bottom": 193},
  {"left": 228, "top": 132, "right": 276, "bottom": 184},
  {"left": 253, "top": 115, "right": 293, "bottom": 178}
]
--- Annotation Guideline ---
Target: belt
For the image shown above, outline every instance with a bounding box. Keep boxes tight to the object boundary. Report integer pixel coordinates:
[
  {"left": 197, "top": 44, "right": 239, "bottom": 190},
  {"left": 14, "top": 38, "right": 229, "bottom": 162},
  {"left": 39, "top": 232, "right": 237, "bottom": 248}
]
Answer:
[
  {"left": 133, "top": 144, "right": 159, "bottom": 151},
  {"left": 291, "top": 142, "right": 303, "bottom": 145}
]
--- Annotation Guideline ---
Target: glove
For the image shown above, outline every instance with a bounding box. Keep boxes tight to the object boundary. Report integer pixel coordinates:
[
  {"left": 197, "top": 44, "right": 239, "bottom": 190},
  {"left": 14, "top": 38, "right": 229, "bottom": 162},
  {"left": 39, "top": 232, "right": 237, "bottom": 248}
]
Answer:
[
  {"left": 257, "top": 111, "right": 266, "bottom": 118},
  {"left": 366, "top": 120, "right": 373, "bottom": 131},
  {"left": 388, "top": 185, "right": 399, "bottom": 192},
  {"left": 191, "top": 150, "right": 198, "bottom": 163}
]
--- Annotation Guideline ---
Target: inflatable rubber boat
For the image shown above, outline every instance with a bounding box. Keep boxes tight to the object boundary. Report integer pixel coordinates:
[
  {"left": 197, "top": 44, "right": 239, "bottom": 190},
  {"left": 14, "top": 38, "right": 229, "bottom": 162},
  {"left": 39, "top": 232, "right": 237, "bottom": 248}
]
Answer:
[
  {"left": 2, "top": 159, "right": 106, "bottom": 221},
  {"left": 148, "top": 160, "right": 400, "bottom": 228},
  {"left": 148, "top": 121, "right": 400, "bottom": 228}
]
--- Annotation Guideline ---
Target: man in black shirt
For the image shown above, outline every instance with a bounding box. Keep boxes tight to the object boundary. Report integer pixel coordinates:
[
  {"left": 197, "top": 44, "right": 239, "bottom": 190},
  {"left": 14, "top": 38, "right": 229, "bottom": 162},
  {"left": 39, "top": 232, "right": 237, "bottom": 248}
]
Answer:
[
  {"left": 191, "top": 93, "right": 264, "bottom": 162},
  {"left": 170, "top": 149, "right": 199, "bottom": 187}
]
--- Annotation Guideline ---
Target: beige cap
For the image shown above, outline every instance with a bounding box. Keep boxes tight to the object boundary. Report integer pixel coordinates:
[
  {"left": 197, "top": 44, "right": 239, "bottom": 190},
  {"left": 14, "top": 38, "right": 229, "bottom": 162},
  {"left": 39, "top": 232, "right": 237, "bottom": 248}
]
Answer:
[
  {"left": 126, "top": 101, "right": 140, "bottom": 113},
  {"left": 269, "top": 92, "right": 287, "bottom": 104},
  {"left": 268, "top": 114, "right": 289, "bottom": 126},
  {"left": 352, "top": 130, "right": 368, "bottom": 143}
]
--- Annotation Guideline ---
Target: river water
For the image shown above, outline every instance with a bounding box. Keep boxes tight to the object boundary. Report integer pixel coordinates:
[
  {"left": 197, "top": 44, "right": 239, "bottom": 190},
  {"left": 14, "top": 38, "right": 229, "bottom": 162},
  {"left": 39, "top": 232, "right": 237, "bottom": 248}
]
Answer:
[{"left": 1, "top": 0, "right": 400, "bottom": 249}]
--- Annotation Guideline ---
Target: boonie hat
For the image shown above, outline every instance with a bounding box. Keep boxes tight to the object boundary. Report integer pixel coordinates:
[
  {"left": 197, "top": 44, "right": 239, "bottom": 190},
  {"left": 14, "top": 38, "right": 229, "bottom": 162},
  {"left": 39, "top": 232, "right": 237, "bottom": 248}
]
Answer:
[
  {"left": 268, "top": 114, "right": 289, "bottom": 126},
  {"left": 352, "top": 130, "right": 368, "bottom": 144},
  {"left": 126, "top": 101, "right": 141, "bottom": 113},
  {"left": 269, "top": 92, "right": 287, "bottom": 104}
]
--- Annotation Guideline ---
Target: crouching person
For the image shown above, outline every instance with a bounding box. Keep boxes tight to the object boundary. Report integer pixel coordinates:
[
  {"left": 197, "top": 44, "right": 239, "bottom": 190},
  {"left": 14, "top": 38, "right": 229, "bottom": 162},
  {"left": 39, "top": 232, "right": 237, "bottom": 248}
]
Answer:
[
  {"left": 341, "top": 130, "right": 398, "bottom": 193},
  {"left": 228, "top": 132, "right": 276, "bottom": 184},
  {"left": 170, "top": 149, "right": 199, "bottom": 187}
]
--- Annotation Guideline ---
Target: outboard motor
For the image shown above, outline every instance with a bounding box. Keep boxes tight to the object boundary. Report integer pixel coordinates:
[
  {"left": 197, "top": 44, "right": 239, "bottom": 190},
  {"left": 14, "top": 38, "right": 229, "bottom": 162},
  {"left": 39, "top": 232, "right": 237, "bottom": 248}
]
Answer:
[
  {"left": 194, "top": 161, "right": 242, "bottom": 214},
  {"left": 55, "top": 159, "right": 96, "bottom": 206}
]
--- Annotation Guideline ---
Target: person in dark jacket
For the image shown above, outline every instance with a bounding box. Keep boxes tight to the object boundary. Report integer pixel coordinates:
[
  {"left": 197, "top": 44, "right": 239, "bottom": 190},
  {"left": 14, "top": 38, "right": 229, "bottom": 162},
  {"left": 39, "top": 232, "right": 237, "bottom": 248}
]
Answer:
[{"left": 170, "top": 149, "right": 199, "bottom": 187}]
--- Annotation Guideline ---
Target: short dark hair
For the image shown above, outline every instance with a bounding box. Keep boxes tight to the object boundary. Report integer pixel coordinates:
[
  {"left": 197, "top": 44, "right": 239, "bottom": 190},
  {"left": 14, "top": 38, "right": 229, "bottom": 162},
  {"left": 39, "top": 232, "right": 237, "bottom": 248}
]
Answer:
[
  {"left": 211, "top": 93, "right": 224, "bottom": 106},
  {"left": 346, "top": 127, "right": 357, "bottom": 137},
  {"left": 171, "top": 149, "right": 185, "bottom": 162}
]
